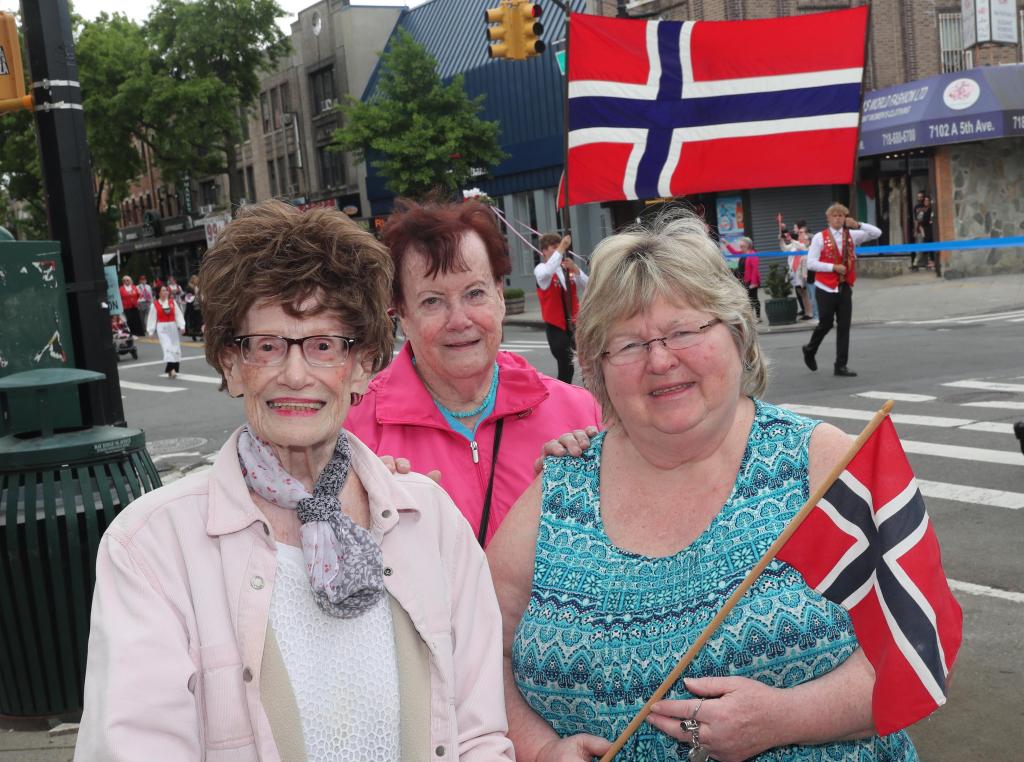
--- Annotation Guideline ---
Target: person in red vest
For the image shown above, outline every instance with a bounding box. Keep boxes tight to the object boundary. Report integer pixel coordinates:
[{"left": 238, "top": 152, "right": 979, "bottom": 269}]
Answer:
[
  {"left": 802, "top": 203, "right": 881, "bottom": 377},
  {"left": 534, "top": 232, "right": 588, "bottom": 384}
]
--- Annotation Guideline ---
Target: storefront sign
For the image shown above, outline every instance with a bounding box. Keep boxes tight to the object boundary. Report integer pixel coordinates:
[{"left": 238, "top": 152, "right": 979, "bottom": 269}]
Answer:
[
  {"left": 197, "top": 213, "right": 231, "bottom": 248},
  {"left": 104, "top": 266, "right": 123, "bottom": 315},
  {"left": 990, "top": 0, "right": 1019, "bottom": 43},
  {"left": 297, "top": 198, "right": 337, "bottom": 212},
  {"left": 715, "top": 195, "right": 744, "bottom": 245},
  {"left": 962, "top": 0, "right": 977, "bottom": 47},
  {"left": 962, "top": 0, "right": 1019, "bottom": 45}
]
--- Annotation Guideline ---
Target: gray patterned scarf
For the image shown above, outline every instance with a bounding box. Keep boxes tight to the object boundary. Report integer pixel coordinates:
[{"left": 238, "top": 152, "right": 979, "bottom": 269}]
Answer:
[{"left": 237, "top": 427, "right": 385, "bottom": 618}]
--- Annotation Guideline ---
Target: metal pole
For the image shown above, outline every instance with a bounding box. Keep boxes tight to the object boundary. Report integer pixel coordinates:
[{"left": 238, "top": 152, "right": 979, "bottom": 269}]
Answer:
[
  {"left": 559, "top": 3, "right": 571, "bottom": 233},
  {"left": 21, "top": 0, "right": 126, "bottom": 427}
]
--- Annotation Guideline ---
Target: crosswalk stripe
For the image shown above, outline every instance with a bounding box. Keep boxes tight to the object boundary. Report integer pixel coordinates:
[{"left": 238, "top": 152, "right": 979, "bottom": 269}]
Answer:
[
  {"left": 888, "top": 309, "right": 1024, "bottom": 325},
  {"left": 900, "top": 439, "right": 1021, "bottom": 467},
  {"left": 958, "top": 421, "right": 1016, "bottom": 435},
  {"left": 948, "top": 579, "right": 1024, "bottom": 604},
  {"left": 962, "top": 401, "right": 1024, "bottom": 411},
  {"left": 1010, "top": 317, "right": 1024, "bottom": 323},
  {"left": 122, "top": 355, "right": 207, "bottom": 370},
  {"left": 943, "top": 380, "right": 1024, "bottom": 393},
  {"left": 917, "top": 479, "right": 1023, "bottom": 510},
  {"left": 120, "top": 381, "right": 185, "bottom": 393},
  {"left": 855, "top": 392, "right": 936, "bottom": 403},
  {"left": 782, "top": 403, "right": 975, "bottom": 429},
  {"left": 174, "top": 373, "right": 222, "bottom": 385}
]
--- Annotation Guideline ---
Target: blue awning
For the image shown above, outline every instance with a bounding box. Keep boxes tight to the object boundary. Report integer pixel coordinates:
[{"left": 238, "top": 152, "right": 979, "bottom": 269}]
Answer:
[{"left": 858, "top": 64, "right": 1024, "bottom": 156}]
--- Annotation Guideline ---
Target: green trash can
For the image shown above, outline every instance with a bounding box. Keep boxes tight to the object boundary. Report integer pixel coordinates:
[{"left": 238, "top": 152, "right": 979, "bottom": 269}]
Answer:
[{"left": 0, "top": 368, "right": 161, "bottom": 717}]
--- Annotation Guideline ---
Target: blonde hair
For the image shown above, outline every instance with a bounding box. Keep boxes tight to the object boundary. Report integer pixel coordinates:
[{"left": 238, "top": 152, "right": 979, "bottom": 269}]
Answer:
[
  {"left": 575, "top": 212, "right": 768, "bottom": 424},
  {"left": 826, "top": 202, "right": 849, "bottom": 216}
]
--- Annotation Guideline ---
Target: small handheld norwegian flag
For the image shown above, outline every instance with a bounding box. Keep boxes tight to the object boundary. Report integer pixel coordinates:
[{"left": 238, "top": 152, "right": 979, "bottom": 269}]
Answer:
[{"left": 776, "top": 416, "right": 963, "bottom": 735}]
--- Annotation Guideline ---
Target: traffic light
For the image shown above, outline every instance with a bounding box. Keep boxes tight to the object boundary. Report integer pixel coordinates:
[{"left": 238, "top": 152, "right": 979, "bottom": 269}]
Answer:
[
  {"left": 517, "top": 3, "right": 545, "bottom": 59},
  {"left": 486, "top": 0, "right": 545, "bottom": 61},
  {"left": 0, "top": 12, "right": 27, "bottom": 100},
  {"left": 485, "top": 4, "right": 512, "bottom": 60}
]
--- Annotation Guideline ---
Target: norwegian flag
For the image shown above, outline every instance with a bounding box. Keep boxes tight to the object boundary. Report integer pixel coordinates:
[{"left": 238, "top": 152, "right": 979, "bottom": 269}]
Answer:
[
  {"left": 563, "top": 8, "right": 869, "bottom": 206},
  {"left": 776, "top": 417, "right": 963, "bottom": 735}
]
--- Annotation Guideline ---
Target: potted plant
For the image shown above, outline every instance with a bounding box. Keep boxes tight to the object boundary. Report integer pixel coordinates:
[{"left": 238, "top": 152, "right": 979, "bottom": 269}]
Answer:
[
  {"left": 762, "top": 263, "right": 798, "bottom": 326},
  {"left": 503, "top": 287, "right": 525, "bottom": 314}
]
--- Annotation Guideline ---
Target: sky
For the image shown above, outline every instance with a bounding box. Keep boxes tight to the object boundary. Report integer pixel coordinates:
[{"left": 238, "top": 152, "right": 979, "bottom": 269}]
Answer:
[{"left": 1, "top": 1, "right": 423, "bottom": 34}]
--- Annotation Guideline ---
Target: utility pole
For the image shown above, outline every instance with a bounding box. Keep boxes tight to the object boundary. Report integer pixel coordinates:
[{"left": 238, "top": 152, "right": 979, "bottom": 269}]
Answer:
[{"left": 20, "top": 0, "right": 125, "bottom": 426}]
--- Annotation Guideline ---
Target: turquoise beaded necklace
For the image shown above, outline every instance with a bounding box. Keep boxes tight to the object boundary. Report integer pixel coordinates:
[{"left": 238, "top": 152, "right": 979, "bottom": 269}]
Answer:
[{"left": 433, "top": 362, "right": 499, "bottom": 419}]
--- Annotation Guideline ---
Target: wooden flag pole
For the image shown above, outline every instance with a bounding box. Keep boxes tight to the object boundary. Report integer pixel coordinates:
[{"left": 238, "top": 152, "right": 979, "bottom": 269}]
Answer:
[{"left": 598, "top": 400, "right": 895, "bottom": 761}]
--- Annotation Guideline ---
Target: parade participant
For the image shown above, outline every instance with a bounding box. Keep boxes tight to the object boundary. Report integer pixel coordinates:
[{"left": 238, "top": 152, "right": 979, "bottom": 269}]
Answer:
[
  {"left": 488, "top": 213, "right": 916, "bottom": 761},
  {"left": 137, "top": 274, "right": 154, "bottom": 327},
  {"left": 77, "top": 200, "right": 513, "bottom": 761},
  {"left": 119, "top": 275, "right": 145, "bottom": 336},
  {"left": 166, "top": 274, "right": 184, "bottom": 307},
  {"left": 802, "top": 203, "right": 881, "bottom": 377},
  {"left": 534, "top": 232, "right": 588, "bottom": 384},
  {"left": 184, "top": 274, "right": 204, "bottom": 341},
  {"left": 345, "top": 199, "right": 601, "bottom": 546},
  {"left": 145, "top": 284, "right": 185, "bottom": 378}
]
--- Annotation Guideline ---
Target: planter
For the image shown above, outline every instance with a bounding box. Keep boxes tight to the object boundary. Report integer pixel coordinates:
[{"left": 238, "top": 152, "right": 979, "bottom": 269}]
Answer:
[
  {"left": 505, "top": 296, "right": 525, "bottom": 315},
  {"left": 764, "top": 297, "right": 798, "bottom": 326}
]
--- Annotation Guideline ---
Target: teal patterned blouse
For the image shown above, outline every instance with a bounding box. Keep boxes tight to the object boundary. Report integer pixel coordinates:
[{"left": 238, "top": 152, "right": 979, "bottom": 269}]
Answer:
[{"left": 512, "top": 400, "right": 917, "bottom": 761}]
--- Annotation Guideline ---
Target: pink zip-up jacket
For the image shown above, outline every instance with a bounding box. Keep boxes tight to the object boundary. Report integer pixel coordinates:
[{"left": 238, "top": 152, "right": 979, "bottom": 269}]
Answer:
[
  {"left": 76, "top": 429, "right": 514, "bottom": 761},
  {"left": 346, "top": 345, "right": 603, "bottom": 545}
]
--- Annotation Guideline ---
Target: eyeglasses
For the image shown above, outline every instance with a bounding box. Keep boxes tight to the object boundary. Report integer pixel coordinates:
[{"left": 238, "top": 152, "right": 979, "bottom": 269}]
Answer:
[
  {"left": 232, "top": 334, "right": 357, "bottom": 367},
  {"left": 602, "top": 319, "right": 721, "bottom": 366}
]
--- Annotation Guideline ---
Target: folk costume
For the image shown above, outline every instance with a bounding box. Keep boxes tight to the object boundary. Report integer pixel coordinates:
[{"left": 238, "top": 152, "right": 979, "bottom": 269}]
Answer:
[
  {"left": 534, "top": 250, "right": 588, "bottom": 384},
  {"left": 146, "top": 295, "right": 185, "bottom": 376}
]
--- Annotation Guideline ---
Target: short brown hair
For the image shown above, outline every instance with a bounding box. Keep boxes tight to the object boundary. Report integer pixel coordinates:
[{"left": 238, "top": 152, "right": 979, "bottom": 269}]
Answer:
[
  {"left": 382, "top": 199, "right": 511, "bottom": 311},
  {"left": 198, "top": 200, "right": 395, "bottom": 383},
  {"left": 538, "top": 233, "right": 562, "bottom": 250}
]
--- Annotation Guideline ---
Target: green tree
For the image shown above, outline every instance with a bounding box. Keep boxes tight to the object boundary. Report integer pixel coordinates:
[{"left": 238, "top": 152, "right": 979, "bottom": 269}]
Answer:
[
  {"left": 332, "top": 29, "right": 505, "bottom": 199},
  {"left": 0, "top": 109, "right": 48, "bottom": 240},
  {"left": 147, "top": 0, "right": 290, "bottom": 206}
]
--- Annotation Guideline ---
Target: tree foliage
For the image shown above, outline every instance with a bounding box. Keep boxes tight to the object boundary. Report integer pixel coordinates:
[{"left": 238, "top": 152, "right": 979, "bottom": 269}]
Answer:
[{"left": 332, "top": 29, "right": 505, "bottom": 199}]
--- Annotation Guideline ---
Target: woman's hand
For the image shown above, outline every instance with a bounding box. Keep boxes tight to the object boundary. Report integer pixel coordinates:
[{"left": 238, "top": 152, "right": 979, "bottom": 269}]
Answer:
[
  {"left": 647, "top": 677, "right": 785, "bottom": 762},
  {"left": 378, "top": 455, "right": 441, "bottom": 483},
  {"left": 533, "top": 426, "right": 600, "bottom": 473},
  {"left": 536, "top": 734, "right": 611, "bottom": 762}
]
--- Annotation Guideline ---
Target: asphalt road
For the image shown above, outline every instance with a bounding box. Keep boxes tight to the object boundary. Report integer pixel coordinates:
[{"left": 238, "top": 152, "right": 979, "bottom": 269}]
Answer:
[{"left": 114, "top": 314, "right": 1024, "bottom": 759}]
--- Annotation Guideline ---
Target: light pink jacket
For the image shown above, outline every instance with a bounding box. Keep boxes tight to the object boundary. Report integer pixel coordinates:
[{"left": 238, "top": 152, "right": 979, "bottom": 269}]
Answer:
[
  {"left": 76, "top": 429, "right": 514, "bottom": 761},
  {"left": 346, "top": 346, "right": 602, "bottom": 544}
]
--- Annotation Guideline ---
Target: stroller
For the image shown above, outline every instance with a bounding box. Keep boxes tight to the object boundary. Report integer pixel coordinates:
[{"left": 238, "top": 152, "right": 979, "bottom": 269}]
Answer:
[{"left": 112, "top": 315, "right": 138, "bottom": 361}]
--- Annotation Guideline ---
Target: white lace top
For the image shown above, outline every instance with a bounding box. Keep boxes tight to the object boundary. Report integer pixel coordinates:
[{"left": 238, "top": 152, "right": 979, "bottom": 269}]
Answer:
[{"left": 269, "top": 543, "right": 401, "bottom": 761}]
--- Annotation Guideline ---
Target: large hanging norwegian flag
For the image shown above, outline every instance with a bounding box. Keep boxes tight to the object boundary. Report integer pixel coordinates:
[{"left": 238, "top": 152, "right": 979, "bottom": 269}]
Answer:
[
  {"left": 563, "top": 8, "right": 869, "bottom": 206},
  {"left": 776, "top": 416, "right": 963, "bottom": 735}
]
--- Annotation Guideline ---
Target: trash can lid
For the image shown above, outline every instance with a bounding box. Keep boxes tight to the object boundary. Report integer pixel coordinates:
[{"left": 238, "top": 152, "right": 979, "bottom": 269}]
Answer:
[
  {"left": 0, "top": 426, "right": 147, "bottom": 469},
  {"left": 0, "top": 368, "right": 105, "bottom": 391}
]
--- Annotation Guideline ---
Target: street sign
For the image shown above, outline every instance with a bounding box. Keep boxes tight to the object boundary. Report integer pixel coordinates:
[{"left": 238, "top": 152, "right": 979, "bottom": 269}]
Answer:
[{"left": 553, "top": 38, "right": 566, "bottom": 75}]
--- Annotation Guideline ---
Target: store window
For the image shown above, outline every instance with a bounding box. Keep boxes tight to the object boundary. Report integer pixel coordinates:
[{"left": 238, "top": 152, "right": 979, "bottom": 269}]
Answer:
[{"left": 317, "top": 145, "right": 344, "bottom": 189}]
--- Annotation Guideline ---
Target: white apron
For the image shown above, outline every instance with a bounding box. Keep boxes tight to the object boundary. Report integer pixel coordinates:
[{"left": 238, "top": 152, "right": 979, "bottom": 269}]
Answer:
[{"left": 156, "top": 320, "right": 182, "bottom": 363}]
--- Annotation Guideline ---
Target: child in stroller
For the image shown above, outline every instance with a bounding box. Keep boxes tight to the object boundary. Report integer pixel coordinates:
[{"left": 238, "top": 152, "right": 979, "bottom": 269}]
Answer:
[{"left": 112, "top": 315, "right": 138, "bottom": 361}]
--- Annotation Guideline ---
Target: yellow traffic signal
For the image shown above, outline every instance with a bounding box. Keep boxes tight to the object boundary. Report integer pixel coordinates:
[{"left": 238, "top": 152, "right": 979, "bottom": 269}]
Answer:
[
  {"left": 486, "top": 0, "right": 545, "bottom": 62},
  {"left": 0, "top": 12, "right": 27, "bottom": 100},
  {"left": 485, "top": 5, "right": 511, "bottom": 60},
  {"left": 517, "top": 3, "right": 545, "bottom": 59}
]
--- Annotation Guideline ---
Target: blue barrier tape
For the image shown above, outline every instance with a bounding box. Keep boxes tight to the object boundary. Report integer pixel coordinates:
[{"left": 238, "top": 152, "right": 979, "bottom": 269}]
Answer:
[{"left": 724, "top": 235, "right": 1024, "bottom": 261}]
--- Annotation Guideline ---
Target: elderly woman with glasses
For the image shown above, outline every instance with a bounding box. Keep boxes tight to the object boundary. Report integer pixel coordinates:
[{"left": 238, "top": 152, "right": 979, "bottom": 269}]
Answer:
[
  {"left": 487, "top": 214, "right": 917, "bottom": 761},
  {"left": 77, "top": 201, "right": 514, "bottom": 761}
]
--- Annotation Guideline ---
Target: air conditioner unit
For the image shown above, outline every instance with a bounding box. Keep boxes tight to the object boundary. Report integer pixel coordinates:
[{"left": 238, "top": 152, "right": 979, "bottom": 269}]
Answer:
[
  {"left": 321, "top": 98, "right": 335, "bottom": 112},
  {"left": 198, "top": 204, "right": 214, "bottom": 216}
]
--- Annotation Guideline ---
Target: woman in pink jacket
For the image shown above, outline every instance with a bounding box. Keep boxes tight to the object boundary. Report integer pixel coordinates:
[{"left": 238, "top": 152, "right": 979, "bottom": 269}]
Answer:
[
  {"left": 345, "top": 199, "right": 602, "bottom": 547},
  {"left": 76, "top": 200, "right": 514, "bottom": 761}
]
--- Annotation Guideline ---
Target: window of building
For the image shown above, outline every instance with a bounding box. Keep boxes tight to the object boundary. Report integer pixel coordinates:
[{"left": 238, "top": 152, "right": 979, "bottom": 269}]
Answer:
[
  {"left": 199, "top": 180, "right": 218, "bottom": 207},
  {"left": 280, "top": 82, "right": 291, "bottom": 116},
  {"left": 287, "top": 153, "right": 299, "bottom": 190},
  {"left": 317, "top": 144, "right": 344, "bottom": 189},
  {"left": 939, "top": 13, "right": 973, "bottom": 73},
  {"left": 260, "top": 91, "right": 271, "bottom": 133},
  {"left": 271, "top": 86, "right": 282, "bottom": 131},
  {"left": 239, "top": 105, "right": 250, "bottom": 142},
  {"left": 310, "top": 67, "right": 336, "bottom": 116},
  {"left": 246, "top": 165, "right": 256, "bottom": 201},
  {"left": 267, "top": 160, "right": 278, "bottom": 197}
]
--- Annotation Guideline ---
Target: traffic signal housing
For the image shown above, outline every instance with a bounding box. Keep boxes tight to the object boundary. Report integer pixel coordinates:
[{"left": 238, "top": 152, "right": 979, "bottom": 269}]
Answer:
[
  {"left": 517, "top": 3, "right": 545, "bottom": 59},
  {"left": 0, "top": 12, "right": 26, "bottom": 100},
  {"left": 485, "top": 0, "right": 545, "bottom": 61}
]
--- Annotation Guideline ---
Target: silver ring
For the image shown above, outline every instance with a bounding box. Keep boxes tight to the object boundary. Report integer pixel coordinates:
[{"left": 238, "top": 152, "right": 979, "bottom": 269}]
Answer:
[
  {"left": 691, "top": 697, "right": 705, "bottom": 721},
  {"left": 680, "top": 718, "right": 700, "bottom": 747}
]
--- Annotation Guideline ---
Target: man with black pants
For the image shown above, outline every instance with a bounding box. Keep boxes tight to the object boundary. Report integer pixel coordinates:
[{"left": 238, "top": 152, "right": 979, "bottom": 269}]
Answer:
[
  {"left": 802, "top": 203, "right": 881, "bottom": 377},
  {"left": 535, "top": 232, "right": 587, "bottom": 384}
]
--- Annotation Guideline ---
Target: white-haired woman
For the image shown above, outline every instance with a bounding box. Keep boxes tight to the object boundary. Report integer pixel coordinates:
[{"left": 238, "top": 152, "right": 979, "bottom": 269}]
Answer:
[{"left": 487, "top": 215, "right": 917, "bottom": 761}]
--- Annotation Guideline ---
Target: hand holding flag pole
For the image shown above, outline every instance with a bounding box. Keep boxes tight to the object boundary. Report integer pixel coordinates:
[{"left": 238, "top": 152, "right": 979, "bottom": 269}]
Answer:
[{"left": 600, "top": 399, "right": 961, "bottom": 761}]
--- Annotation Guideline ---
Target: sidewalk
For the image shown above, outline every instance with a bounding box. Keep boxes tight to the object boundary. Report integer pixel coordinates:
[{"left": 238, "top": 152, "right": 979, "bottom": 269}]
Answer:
[
  {"left": 504, "top": 270, "right": 1024, "bottom": 334},
  {"left": 3, "top": 270, "right": 1021, "bottom": 757}
]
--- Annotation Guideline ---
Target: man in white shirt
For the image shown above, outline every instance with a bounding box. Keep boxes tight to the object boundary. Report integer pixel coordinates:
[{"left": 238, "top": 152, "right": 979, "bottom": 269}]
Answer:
[
  {"left": 534, "top": 233, "right": 588, "bottom": 384},
  {"left": 802, "top": 203, "right": 881, "bottom": 377}
]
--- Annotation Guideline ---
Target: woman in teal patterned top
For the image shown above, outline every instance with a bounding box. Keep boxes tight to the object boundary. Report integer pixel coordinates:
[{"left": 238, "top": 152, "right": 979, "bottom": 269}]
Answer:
[{"left": 487, "top": 214, "right": 918, "bottom": 762}]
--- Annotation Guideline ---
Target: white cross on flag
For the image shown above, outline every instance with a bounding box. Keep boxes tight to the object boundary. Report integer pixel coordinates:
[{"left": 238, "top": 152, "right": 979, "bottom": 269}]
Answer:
[{"left": 776, "top": 416, "right": 963, "bottom": 735}]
